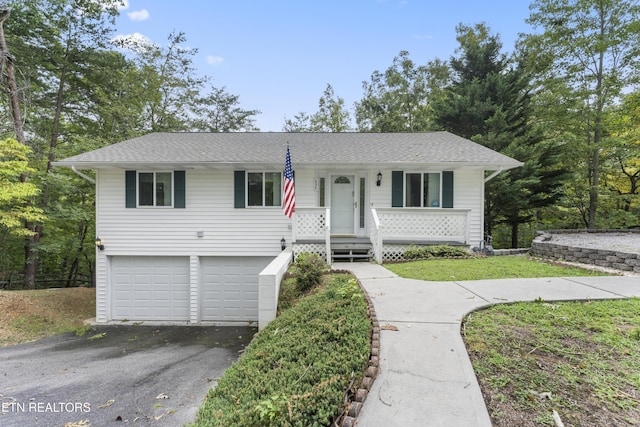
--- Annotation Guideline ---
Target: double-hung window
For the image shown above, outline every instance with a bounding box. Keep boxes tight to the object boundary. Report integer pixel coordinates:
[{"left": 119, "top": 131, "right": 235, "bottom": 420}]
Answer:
[
  {"left": 247, "top": 172, "right": 282, "bottom": 207},
  {"left": 405, "top": 172, "right": 441, "bottom": 208},
  {"left": 138, "top": 172, "right": 173, "bottom": 207}
]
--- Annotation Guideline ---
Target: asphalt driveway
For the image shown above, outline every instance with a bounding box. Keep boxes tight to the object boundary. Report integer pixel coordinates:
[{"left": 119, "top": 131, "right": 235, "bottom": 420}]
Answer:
[{"left": 0, "top": 325, "right": 256, "bottom": 427}]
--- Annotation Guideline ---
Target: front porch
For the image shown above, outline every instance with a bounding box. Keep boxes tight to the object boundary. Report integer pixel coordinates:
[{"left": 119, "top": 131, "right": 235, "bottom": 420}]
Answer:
[{"left": 292, "top": 207, "right": 471, "bottom": 263}]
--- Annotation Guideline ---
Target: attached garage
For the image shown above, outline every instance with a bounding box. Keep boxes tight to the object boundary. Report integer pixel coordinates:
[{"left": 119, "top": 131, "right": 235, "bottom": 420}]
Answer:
[
  {"left": 200, "top": 257, "right": 272, "bottom": 322},
  {"left": 111, "top": 256, "right": 190, "bottom": 321}
]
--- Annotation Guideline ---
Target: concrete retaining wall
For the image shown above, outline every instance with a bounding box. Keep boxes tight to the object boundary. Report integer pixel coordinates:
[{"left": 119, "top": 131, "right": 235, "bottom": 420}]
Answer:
[{"left": 531, "top": 231, "right": 640, "bottom": 273}]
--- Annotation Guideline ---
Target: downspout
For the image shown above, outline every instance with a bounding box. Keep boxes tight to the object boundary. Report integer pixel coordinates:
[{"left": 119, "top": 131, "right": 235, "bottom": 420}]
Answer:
[
  {"left": 484, "top": 167, "right": 504, "bottom": 183},
  {"left": 71, "top": 166, "right": 95, "bottom": 184}
]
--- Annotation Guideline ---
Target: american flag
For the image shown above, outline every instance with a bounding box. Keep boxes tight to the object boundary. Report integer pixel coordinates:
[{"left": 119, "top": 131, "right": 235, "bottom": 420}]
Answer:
[{"left": 282, "top": 145, "right": 295, "bottom": 218}]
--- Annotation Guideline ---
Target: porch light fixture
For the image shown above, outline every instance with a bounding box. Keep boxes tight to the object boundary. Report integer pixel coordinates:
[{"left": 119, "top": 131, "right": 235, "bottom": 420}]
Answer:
[
  {"left": 281, "top": 237, "right": 286, "bottom": 251},
  {"left": 95, "top": 237, "right": 105, "bottom": 251},
  {"left": 376, "top": 172, "right": 382, "bottom": 187}
]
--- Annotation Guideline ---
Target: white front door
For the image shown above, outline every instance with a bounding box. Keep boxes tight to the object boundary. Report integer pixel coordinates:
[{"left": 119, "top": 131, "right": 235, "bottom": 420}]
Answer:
[{"left": 331, "top": 175, "right": 355, "bottom": 235}]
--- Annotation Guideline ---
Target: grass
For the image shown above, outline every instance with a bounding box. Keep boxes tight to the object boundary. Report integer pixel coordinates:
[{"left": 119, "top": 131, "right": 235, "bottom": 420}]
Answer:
[
  {"left": 385, "top": 255, "right": 610, "bottom": 281},
  {"left": 464, "top": 299, "right": 640, "bottom": 426},
  {"left": 0, "top": 287, "right": 95, "bottom": 346}
]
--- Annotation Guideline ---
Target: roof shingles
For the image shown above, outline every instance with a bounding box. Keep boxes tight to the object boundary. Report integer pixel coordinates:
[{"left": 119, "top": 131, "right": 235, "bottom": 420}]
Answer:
[{"left": 54, "top": 131, "right": 522, "bottom": 169}]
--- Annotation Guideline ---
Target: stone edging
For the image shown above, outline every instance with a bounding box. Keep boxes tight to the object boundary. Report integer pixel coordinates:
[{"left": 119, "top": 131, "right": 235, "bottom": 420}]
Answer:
[
  {"left": 531, "top": 232, "right": 640, "bottom": 273},
  {"left": 334, "top": 272, "right": 380, "bottom": 427}
]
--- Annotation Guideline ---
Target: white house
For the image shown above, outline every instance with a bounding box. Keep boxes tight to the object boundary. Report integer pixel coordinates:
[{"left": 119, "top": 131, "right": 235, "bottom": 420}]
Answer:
[{"left": 54, "top": 132, "right": 521, "bottom": 328}]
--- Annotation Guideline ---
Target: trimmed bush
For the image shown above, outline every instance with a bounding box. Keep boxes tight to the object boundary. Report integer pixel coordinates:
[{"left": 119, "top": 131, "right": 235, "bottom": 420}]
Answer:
[
  {"left": 191, "top": 274, "right": 371, "bottom": 427},
  {"left": 403, "top": 244, "right": 470, "bottom": 260},
  {"left": 290, "top": 252, "right": 328, "bottom": 292}
]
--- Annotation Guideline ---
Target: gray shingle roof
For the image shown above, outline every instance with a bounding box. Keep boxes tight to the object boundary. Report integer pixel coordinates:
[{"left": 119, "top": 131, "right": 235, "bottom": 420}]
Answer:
[{"left": 54, "top": 132, "right": 522, "bottom": 170}]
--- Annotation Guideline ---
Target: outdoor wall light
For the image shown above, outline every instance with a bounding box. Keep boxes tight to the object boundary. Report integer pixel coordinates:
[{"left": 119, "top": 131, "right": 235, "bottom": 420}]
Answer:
[
  {"left": 281, "top": 237, "right": 286, "bottom": 251},
  {"left": 376, "top": 172, "right": 382, "bottom": 187},
  {"left": 95, "top": 237, "right": 105, "bottom": 251}
]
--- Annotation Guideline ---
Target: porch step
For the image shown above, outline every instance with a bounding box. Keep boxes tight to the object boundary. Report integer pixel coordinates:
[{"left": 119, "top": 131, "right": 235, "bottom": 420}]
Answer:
[{"left": 331, "top": 238, "right": 372, "bottom": 263}]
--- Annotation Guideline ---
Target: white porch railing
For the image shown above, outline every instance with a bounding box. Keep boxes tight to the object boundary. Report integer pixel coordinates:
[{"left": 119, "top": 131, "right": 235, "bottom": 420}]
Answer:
[
  {"left": 369, "top": 208, "right": 383, "bottom": 264},
  {"left": 370, "top": 208, "right": 470, "bottom": 263},
  {"left": 292, "top": 208, "right": 331, "bottom": 264}
]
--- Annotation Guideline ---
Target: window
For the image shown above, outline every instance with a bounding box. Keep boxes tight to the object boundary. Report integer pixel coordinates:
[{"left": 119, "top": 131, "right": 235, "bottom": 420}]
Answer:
[
  {"left": 138, "top": 172, "right": 173, "bottom": 207},
  {"left": 405, "top": 172, "right": 441, "bottom": 208},
  {"left": 247, "top": 172, "right": 282, "bottom": 207}
]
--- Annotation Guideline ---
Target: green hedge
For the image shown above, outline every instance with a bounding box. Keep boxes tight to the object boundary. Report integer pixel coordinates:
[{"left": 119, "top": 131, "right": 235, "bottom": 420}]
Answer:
[
  {"left": 191, "top": 275, "right": 371, "bottom": 427},
  {"left": 403, "top": 244, "right": 470, "bottom": 260}
]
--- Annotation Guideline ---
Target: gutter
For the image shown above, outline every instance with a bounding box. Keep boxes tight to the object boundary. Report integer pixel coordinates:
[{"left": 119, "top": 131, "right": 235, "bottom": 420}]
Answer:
[
  {"left": 71, "top": 166, "right": 95, "bottom": 184},
  {"left": 484, "top": 167, "right": 504, "bottom": 183}
]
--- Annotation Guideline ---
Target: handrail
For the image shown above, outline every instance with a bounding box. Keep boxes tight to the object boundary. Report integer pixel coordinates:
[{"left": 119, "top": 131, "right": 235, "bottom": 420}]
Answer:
[
  {"left": 369, "top": 208, "right": 383, "bottom": 264},
  {"left": 325, "top": 208, "right": 331, "bottom": 264}
]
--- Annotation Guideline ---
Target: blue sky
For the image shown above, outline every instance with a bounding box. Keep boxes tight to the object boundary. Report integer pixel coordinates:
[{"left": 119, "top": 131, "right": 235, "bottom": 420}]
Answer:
[{"left": 115, "top": 1, "right": 533, "bottom": 131}]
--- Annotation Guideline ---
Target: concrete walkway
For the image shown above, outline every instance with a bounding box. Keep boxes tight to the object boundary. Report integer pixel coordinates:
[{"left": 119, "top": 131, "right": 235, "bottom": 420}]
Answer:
[{"left": 333, "top": 263, "right": 640, "bottom": 427}]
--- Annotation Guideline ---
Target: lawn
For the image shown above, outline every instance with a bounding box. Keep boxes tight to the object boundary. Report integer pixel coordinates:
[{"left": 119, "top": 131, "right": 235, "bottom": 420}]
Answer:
[
  {"left": 385, "top": 255, "right": 610, "bottom": 281},
  {"left": 464, "top": 299, "right": 640, "bottom": 426},
  {"left": 0, "top": 287, "right": 95, "bottom": 346}
]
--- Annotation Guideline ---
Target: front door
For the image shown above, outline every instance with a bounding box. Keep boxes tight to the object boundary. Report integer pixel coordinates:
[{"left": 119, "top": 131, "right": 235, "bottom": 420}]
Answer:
[{"left": 331, "top": 175, "right": 355, "bottom": 235}]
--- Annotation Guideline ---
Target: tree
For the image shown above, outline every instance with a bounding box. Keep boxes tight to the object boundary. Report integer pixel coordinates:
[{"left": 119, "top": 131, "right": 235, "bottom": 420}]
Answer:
[
  {"left": 433, "top": 23, "right": 568, "bottom": 247},
  {"left": 355, "top": 51, "right": 449, "bottom": 132},
  {"left": 524, "top": 0, "right": 640, "bottom": 228},
  {"left": 600, "top": 91, "right": 640, "bottom": 225},
  {"left": 112, "top": 30, "right": 209, "bottom": 132},
  {"left": 192, "top": 85, "right": 260, "bottom": 132},
  {"left": 283, "top": 111, "right": 313, "bottom": 132},
  {"left": 0, "top": 138, "right": 45, "bottom": 236},
  {"left": 3, "top": 0, "right": 121, "bottom": 288},
  {"left": 283, "top": 84, "right": 352, "bottom": 132},
  {"left": 309, "top": 84, "right": 351, "bottom": 132}
]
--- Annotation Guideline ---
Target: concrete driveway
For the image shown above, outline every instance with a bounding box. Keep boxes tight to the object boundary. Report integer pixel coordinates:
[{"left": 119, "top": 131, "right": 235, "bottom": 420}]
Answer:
[{"left": 0, "top": 325, "right": 255, "bottom": 427}]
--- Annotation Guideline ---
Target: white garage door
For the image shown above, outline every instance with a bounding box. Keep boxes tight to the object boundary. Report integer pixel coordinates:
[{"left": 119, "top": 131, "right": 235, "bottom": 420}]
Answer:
[
  {"left": 200, "top": 257, "right": 272, "bottom": 322},
  {"left": 111, "top": 256, "right": 190, "bottom": 321}
]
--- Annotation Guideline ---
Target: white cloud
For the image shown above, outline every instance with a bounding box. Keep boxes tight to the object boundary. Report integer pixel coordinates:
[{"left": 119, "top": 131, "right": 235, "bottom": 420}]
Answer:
[
  {"left": 207, "top": 55, "right": 224, "bottom": 66},
  {"left": 117, "top": 0, "right": 130, "bottom": 11},
  {"left": 110, "top": 33, "right": 155, "bottom": 52},
  {"left": 128, "top": 9, "right": 150, "bottom": 21}
]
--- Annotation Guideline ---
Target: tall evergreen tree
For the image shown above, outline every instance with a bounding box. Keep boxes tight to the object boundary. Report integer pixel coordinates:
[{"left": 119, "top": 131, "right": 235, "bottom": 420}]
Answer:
[{"left": 433, "top": 23, "right": 568, "bottom": 247}]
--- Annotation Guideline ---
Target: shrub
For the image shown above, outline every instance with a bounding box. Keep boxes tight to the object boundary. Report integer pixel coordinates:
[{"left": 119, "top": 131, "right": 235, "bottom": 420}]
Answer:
[
  {"left": 191, "top": 274, "right": 371, "bottom": 427},
  {"left": 403, "top": 244, "right": 469, "bottom": 260},
  {"left": 290, "top": 252, "right": 328, "bottom": 293}
]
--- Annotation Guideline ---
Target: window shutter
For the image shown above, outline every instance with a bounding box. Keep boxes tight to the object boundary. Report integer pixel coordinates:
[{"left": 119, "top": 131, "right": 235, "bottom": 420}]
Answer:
[
  {"left": 391, "top": 171, "right": 403, "bottom": 207},
  {"left": 125, "top": 170, "right": 136, "bottom": 208},
  {"left": 234, "top": 170, "right": 245, "bottom": 208},
  {"left": 174, "top": 171, "right": 185, "bottom": 208},
  {"left": 442, "top": 171, "right": 454, "bottom": 208}
]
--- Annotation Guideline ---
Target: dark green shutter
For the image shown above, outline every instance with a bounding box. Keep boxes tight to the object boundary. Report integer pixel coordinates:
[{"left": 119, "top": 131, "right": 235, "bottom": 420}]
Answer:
[
  {"left": 125, "top": 170, "right": 136, "bottom": 208},
  {"left": 234, "top": 170, "right": 245, "bottom": 208},
  {"left": 174, "top": 171, "right": 185, "bottom": 208},
  {"left": 442, "top": 171, "right": 454, "bottom": 208},
  {"left": 391, "top": 171, "right": 403, "bottom": 207}
]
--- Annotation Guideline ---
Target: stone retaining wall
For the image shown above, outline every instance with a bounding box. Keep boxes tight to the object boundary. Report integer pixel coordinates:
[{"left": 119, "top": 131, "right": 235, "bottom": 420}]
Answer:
[{"left": 531, "top": 231, "right": 640, "bottom": 273}]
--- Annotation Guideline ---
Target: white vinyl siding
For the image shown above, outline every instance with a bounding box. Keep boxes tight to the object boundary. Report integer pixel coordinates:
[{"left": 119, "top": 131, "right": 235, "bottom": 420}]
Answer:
[{"left": 96, "top": 169, "right": 293, "bottom": 257}]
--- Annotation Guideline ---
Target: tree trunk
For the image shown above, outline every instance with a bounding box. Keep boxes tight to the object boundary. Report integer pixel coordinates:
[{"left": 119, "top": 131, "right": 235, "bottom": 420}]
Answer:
[
  {"left": 511, "top": 219, "right": 519, "bottom": 249},
  {"left": 0, "top": 9, "right": 26, "bottom": 145}
]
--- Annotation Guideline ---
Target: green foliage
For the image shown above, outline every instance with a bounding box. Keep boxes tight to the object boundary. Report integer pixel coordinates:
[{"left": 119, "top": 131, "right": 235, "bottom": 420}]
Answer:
[
  {"left": 283, "top": 84, "right": 351, "bottom": 132},
  {"left": 403, "top": 244, "right": 470, "bottom": 260},
  {"left": 0, "top": 138, "right": 45, "bottom": 236},
  {"left": 191, "top": 275, "right": 371, "bottom": 427},
  {"left": 290, "top": 252, "right": 328, "bottom": 293},
  {"left": 356, "top": 50, "right": 449, "bottom": 132}
]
